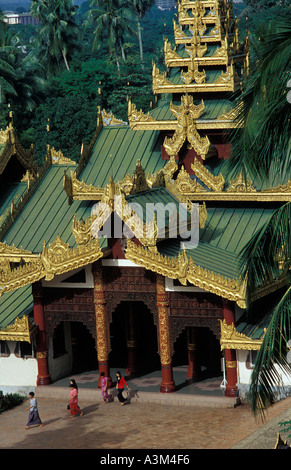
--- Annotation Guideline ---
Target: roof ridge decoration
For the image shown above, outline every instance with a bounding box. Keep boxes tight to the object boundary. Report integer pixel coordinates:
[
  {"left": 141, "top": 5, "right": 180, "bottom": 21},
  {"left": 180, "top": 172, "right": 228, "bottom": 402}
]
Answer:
[
  {"left": 125, "top": 238, "right": 287, "bottom": 308},
  {"left": 163, "top": 95, "right": 210, "bottom": 159},
  {"left": 0, "top": 122, "right": 37, "bottom": 178},
  {"left": 0, "top": 235, "right": 103, "bottom": 296},
  {"left": 125, "top": 237, "right": 246, "bottom": 307},
  {"left": 219, "top": 319, "right": 265, "bottom": 351},
  {"left": 0, "top": 315, "right": 37, "bottom": 343},
  {"left": 128, "top": 0, "right": 249, "bottom": 159},
  {"left": 64, "top": 154, "right": 291, "bottom": 204}
]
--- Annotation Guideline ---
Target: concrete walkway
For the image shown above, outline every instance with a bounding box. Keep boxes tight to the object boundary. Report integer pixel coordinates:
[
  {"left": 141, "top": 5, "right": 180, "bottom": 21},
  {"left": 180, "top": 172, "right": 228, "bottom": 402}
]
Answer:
[{"left": 1, "top": 391, "right": 290, "bottom": 450}]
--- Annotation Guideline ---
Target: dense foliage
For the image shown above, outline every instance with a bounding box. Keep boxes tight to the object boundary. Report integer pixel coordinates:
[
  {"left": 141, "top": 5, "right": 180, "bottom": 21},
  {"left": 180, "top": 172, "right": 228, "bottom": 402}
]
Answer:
[
  {"left": 0, "top": 0, "right": 290, "bottom": 165},
  {"left": 0, "top": 1, "right": 174, "bottom": 163},
  {"left": 0, "top": 391, "right": 25, "bottom": 413}
]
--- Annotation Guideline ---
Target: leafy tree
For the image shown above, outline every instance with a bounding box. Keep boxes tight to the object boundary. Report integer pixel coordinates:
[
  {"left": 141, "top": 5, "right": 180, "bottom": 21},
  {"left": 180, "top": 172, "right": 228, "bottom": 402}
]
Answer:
[
  {"left": 0, "top": 22, "right": 46, "bottom": 113},
  {"left": 87, "top": 0, "right": 135, "bottom": 73},
  {"left": 227, "top": 19, "right": 291, "bottom": 418},
  {"left": 130, "top": 0, "right": 155, "bottom": 67},
  {"left": 30, "top": 0, "right": 81, "bottom": 76},
  {"left": 243, "top": 0, "right": 290, "bottom": 10}
]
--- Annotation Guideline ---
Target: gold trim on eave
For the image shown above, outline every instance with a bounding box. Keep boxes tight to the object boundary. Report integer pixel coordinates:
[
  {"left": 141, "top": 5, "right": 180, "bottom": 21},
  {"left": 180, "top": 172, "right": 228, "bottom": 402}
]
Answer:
[
  {"left": 0, "top": 236, "right": 104, "bottom": 296},
  {"left": 220, "top": 319, "right": 264, "bottom": 351},
  {"left": 125, "top": 238, "right": 246, "bottom": 308},
  {"left": 0, "top": 315, "right": 37, "bottom": 343}
]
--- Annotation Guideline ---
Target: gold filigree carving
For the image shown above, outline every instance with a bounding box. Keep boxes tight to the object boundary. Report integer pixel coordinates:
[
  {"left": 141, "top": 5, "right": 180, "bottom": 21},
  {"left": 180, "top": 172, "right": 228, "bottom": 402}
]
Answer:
[
  {"left": 156, "top": 274, "right": 172, "bottom": 364},
  {"left": 101, "top": 109, "right": 127, "bottom": 126},
  {"left": 125, "top": 239, "right": 246, "bottom": 307},
  {"left": 128, "top": 99, "right": 158, "bottom": 128},
  {"left": 131, "top": 159, "right": 150, "bottom": 194},
  {"left": 0, "top": 315, "right": 36, "bottom": 343},
  {"left": 152, "top": 63, "right": 173, "bottom": 92},
  {"left": 64, "top": 171, "right": 104, "bottom": 201},
  {"left": 163, "top": 95, "right": 210, "bottom": 159},
  {"left": 220, "top": 319, "right": 264, "bottom": 351},
  {"left": 0, "top": 127, "right": 9, "bottom": 145},
  {"left": 199, "top": 201, "right": 207, "bottom": 229},
  {"left": 181, "top": 61, "right": 206, "bottom": 85},
  {"left": 0, "top": 235, "right": 103, "bottom": 296},
  {"left": 191, "top": 159, "right": 225, "bottom": 191},
  {"left": 227, "top": 173, "right": 256, "bottom": 193},
  {"left": 48, "top": 146, "right": 76, "bottom": 165}
]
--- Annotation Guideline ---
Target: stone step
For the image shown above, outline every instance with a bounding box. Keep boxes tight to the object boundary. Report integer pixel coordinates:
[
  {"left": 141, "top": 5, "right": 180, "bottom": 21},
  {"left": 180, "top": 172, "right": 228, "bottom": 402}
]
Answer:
[{"left": 36, "top": 385, "right": 240, "bottom": 408}]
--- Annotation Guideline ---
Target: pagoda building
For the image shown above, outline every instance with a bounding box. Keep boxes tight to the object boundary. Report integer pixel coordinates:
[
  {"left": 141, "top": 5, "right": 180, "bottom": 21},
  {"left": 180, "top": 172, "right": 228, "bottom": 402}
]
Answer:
[{"left": 0, "top": 0, "right": 290, "bottom": 399}]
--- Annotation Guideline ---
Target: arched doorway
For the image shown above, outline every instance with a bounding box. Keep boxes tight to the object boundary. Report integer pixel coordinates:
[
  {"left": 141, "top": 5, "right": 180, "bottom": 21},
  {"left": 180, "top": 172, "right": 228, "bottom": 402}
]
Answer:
[
  {"left": 109, "top": 301, "right": 160, "bottom": 374},
  {"left": 173, "top": 326, "right": 222, "bottom": 379},
  {"left": 71, "top": 321, "right": 98, "bottom": 374}
]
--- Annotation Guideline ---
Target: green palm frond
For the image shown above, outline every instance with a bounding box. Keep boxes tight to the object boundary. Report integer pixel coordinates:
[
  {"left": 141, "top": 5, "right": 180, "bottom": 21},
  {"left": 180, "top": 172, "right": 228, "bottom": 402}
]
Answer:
[
  {"left": 239, "top": 202, "right": 291, "bottom": 306},
  {"left": 248, "top": 286, "right": 291, "bottom": 418},
  {"left": 227, "top": 19, "right": 291, "bottom": 181}
]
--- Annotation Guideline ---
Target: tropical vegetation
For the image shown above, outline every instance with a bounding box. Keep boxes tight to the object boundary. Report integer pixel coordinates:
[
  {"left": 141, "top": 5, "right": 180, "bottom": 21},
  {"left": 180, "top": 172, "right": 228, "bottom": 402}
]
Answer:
[{"left": 227, "top": 16, "right": 291, "bottom": 418}]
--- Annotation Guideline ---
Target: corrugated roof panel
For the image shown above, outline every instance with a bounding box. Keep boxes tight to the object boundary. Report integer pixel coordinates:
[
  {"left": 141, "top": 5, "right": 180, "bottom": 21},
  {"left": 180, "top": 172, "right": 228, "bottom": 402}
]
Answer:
[{"left": 0, "top": 285, "right": 33, "bottom": 329}]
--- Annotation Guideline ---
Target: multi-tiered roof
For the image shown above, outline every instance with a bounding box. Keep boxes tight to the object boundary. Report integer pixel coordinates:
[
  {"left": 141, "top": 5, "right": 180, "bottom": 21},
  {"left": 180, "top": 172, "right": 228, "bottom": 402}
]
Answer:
[
  {"left": 0, "top": 1, "right": 290, "bottom": 350},
  {"left": 129, "top": 0, "right": 249, "bottom": 160}
]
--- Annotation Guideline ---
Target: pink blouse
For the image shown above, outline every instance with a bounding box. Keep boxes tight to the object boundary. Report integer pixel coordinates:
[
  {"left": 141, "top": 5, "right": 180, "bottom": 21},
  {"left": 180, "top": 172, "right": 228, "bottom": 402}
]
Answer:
[{"left": 70, "top": 388, "right": 78, "bottom": 404}]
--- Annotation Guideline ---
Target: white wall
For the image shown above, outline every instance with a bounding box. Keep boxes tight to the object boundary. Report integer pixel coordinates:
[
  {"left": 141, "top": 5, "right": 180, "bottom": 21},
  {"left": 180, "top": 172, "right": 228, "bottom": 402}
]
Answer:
[
  {"left": 47, "top": 321, "right": 73, "bottom": 382},
  {"left": 0, "top": 341, "right": 38, "bottom": 394}
]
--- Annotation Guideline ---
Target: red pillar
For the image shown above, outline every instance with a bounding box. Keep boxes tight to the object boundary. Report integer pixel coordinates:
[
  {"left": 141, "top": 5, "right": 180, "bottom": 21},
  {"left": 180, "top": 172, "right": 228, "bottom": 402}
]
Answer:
[
  {"left": 92, "top": 262, "right": 112, "bottom": 389},
  {"left": 156, "top": 275, "right": 176, "bottom": 393},
  {"left": 223, "top": 300, "right": 238, "bottom": 397},
  {"left": 32, "top": 282, "right": 51, "bottom": 386}
]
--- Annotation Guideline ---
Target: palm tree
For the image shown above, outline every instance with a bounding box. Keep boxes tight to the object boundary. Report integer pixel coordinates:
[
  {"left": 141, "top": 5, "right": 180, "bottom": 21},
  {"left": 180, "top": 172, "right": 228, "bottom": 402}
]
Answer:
[
  {"left": 130, "top": 0, "right": 155, "bottom": 67},
  {"left": 87, "top": 0, "right": 135, "bottom": 73},
  {"left": 227, "top": 19, "right": 291, "bottom": 418},
  {"left": 0, "top": 23, "right": 46, "bottom": 112},
  {"left": 30, "top": 0, "right": 81, "bottom": 76}
]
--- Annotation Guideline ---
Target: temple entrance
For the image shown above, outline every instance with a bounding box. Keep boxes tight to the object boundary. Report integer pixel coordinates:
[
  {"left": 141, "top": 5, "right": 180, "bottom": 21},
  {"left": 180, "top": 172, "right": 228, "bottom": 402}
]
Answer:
[
  {"left": 70, "top": 321, "right": 98, "bottom": 374},
  {"left": 173, "top": 326, "right": 222, "bottom": 380},
  {"left": 109, "top": 301, "right": 160, "bottom": 374}
]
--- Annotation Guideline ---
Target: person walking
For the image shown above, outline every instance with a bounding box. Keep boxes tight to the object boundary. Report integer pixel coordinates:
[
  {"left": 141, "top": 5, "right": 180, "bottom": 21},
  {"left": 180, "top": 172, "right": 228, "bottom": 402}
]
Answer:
[
  {"left": 68, "top": 381, "right": 83, "bottom": 417},
  {"left": 116, "top": 371, "right": 130, "bottom": 406},
  {"left": 100, "top": 371, "right": 109, "bottom": 404},
  {"left": 26, "top": 392, "right": 44, "bottom": 429}
]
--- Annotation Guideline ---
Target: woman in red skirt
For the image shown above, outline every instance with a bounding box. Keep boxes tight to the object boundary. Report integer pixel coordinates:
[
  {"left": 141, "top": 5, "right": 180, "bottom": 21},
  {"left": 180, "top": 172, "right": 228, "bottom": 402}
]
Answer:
[{"left": 68, "top": 381, "right": 83, "bottom": 416}]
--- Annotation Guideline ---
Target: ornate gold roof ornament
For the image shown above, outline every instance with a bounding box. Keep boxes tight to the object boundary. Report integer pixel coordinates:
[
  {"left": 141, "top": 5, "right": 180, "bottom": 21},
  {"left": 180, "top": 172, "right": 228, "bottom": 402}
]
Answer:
[
  {"left": 101, "top": 109, "right": 127, "bottom": 126},
  {"left": 199, "top": 201, "right": 207, "bottom": 229},
  {"left": 63, "top": 170, "right": 104, "bottom": 201},
  {"left": 125, "top": 238, "right": 246, "bottom": 307},
  {"left": 0, "top": 235, "right": 103, "bottom": 296},
  {"left": 163, "top": 157, "right": 178, "bottom": 182},
  {"left": 116, "top": 173, "right": 134, "bottom": 195},
  {"left": 227, "top": 172, "right": 256, "bottom": 193},
  {"left": 48, "top": 146, "right": 76, "bottom": 165},
  {"left": 219, "top": 319, "right": 265, "bottom": 351},
  {"left": 191, "top": 158, "right": 225, "bottom": 191},
  {"left": 186, "top": 37, "right": 207, "bottom": 61},
  {"left": 72, "top": 214, "right": 97, "bottom": 246},
  {"left": 131, "top": 159, "right": 150, "bottom": 194},
  {"left": 147, "top": 169, "right": 165, "bottom": 189},
  {"left": 152, "top": 63, "right": 173, "bottom": 91},
  {"left": 41, "top": 235, "right": 103, "bottom": 281},
  {"left": 0, "top": 242, "right": 38, "bottom": 262},
  {"left": 163, "top": 96, "right": 210, "bottom": 159},
  {"left": 0, "top": 127, "right": 9, "bottom": 145},
  {"left": 174, "top": 165, "right": 201, "bottom": 195},
  {"left": 128, "top": 99, "right": 158, "bottom": 128},
  {"left": 0, "top": 315, "right": 37, "bottom": 343},
  {"left": 181, "top": 61, "right": 206, "bottom": 85},
  {"left": 0, "top": 255, "right": 44, "bottom": 296}
]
